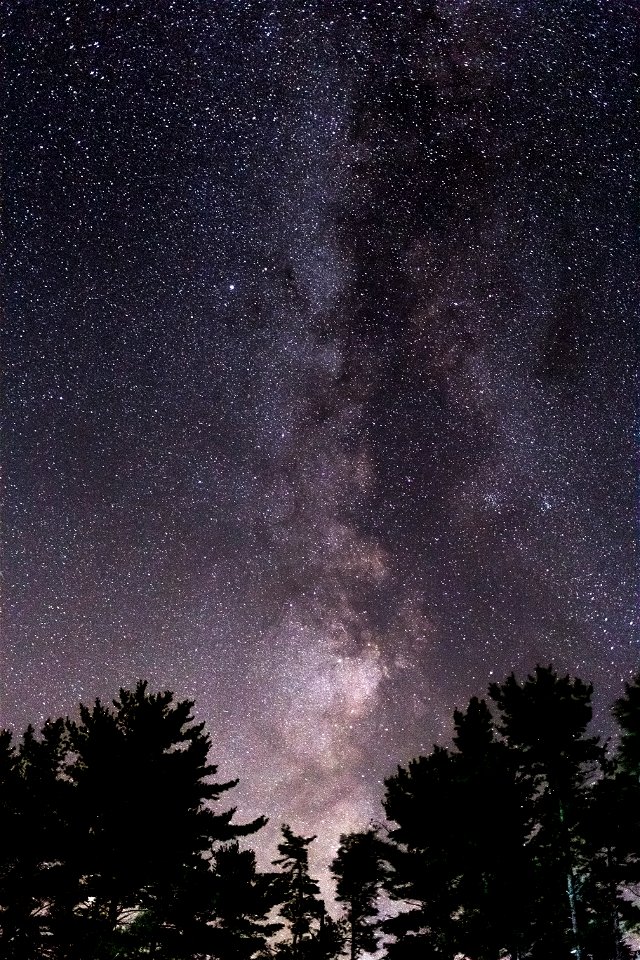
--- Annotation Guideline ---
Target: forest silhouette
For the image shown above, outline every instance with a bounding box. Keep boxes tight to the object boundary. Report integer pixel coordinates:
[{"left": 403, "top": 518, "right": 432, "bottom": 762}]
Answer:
[{"left": 1, "top": 666, "right": 639, "bottom": 959}]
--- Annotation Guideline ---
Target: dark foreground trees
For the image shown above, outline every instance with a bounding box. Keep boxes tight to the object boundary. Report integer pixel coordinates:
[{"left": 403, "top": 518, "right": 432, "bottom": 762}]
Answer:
[
  {"left": 331, "top": 828, "right": 383, "bottom": 959},
  {"left": 0, "top": 682, "right": 270, "bottom": 959},
  {"left": 273, "top": 824, "right": 344, "bottom": 959},
  {"left": 1, "top": 669, "right": 639, "bottom": 959},
  {"left": 379, "top": 666, "right": 640, "bottom": 960},
  {"left": 490, "top": 668, "right": 601, "bottom": 959}
]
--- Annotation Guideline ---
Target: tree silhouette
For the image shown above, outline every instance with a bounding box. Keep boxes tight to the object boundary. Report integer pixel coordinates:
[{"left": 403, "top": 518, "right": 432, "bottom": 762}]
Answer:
[
  {"left": 381, "top": 668, "right": 611, "bottom": 960},
  {"left": 273, "top": 824, "right": 322, "bottom": 958},
  {"left": 382, "top": 744, "right": 462, "bottom": 958},
  {"left": 0, "top": 681, "right": 270, "bottom": 958},
  {"left": 577, "top": 759, "right": 634, "bottom": 960},
  {"left": 65, "top": 681, "right": 267, "bottom": 958},
  {"left": 2, "top": 671, "right": 640, "bottom": 958},
  {"left": 611, "top": 673, "right": 640, "bottom": 945},
  {"left": 450, "top": 696, "right": 533, "bottom": 960},
  {"left": 209, "top": 840, "right": 283, "bottom": 958},
  {"left": 614, "top": 672, "right": 640, "bottom": 776},
  {"left": 0, "top": 719, "right": 72, "bottom": 959},
  {"left": 490, "top": 665, "right": 601, "bottom": 960},
  {"left": 331, "top": 828, "right": 382, "bottom": 959},
  {"left": 313, "top": 907, "right": 345, "bottom": 959},
  {"left": 381, "top": 700, "right": 533, "bottom": 960}
]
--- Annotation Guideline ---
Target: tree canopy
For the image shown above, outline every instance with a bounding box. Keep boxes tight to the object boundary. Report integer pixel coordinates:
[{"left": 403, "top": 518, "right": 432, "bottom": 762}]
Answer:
[{"left": 1, "top": 669, "right": 639, "bottom": 959}]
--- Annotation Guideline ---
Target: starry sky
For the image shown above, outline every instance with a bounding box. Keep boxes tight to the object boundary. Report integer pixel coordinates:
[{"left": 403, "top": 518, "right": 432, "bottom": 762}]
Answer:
[{"left": 3, "top": 0, "right": 639, "bottom": 890}]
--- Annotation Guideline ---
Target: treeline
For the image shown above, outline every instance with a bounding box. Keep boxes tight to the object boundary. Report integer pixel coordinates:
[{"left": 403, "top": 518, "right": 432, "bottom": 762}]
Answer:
[{"left": 0, "top": 667, "right": 639, "bottom": 959}]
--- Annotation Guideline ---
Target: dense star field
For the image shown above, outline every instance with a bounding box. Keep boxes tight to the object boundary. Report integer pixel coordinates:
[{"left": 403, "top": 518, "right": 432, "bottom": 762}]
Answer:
[{"left": 3, "top": 0, "right": 638, "bottom": 889}]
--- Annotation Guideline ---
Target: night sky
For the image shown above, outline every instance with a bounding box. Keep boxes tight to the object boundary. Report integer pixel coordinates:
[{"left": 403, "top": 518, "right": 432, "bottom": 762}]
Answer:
[{"left": 4, "top": 0, "right": 638, "bottom": 890}]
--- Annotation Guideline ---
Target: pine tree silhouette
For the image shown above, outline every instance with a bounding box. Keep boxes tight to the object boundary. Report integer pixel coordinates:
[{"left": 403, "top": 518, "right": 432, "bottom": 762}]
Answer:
[
  {"left": 490, "top": 666, "right": 601, "bottom": 960},
  {"left": 0, "top": 681, "right": 269, "bottom": 958},
  {"left": 273, "top": 824, "right": 323, "bottom": 958},
  {"left": 331, "top": 828, "right": 383, "bottom": 959}
]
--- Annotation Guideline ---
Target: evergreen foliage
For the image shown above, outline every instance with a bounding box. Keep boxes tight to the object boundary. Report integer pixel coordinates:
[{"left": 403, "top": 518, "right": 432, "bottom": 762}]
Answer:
[
  {"left": 611, "top": 674, "right": 640, "bottom": 943},
  {"left": 209, "top": 841, "right": 283, "bottom": 958},
  {"left": 331, "top": 829, "right": 383, "bottom": 959},
  {"left": 380, "top": 666, "right": 639, "bottom": 960},
  {"left": 273, "top": 824, "right": 334, "bottom": 958},
  {"left": 0, "top": 669, "right": 639, "bottom": 958},
  {"left": 0, "top": 682, "right": 269, "bottom": 959},
  {"left": 488, "top": 667, "right": 602, "bottom": 959},
  {"left": 614, "top": 673, "right": 640, "bottom": 776}
]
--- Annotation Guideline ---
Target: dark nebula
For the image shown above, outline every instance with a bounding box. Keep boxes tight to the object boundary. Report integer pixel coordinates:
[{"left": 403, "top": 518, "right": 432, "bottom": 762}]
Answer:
[{"left": 3, "top": 0, "right": 638, "bottom": 889}]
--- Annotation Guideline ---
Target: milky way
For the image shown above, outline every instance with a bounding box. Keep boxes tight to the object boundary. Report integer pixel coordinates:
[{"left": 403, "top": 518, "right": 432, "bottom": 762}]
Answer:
[{"left": 4, "top": 0, "right": 638, "bottom": 892}]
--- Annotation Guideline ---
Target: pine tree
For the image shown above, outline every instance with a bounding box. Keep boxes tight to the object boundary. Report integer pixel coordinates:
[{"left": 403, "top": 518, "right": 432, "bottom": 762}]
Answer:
[
  {"left": 331, "top": 829, "right": 382, "bottom": 959},
  {"left": 0, "top": 719, "right": 72, "bottom": 959},
  {"left": 209, "top": 841, "right": 283, "bottom": 958},
  {"left": 450, "top": 697, "right": 533, "bottom": 960},
  {"left": 381, "top": 744, "right": 462, "bottom": 958},
  {"left": 578, "top": 761, "right": 633, "bottom": 960},
  {"left": 313, "top": 907, "right": 345, "bottom": 959},
  {"left": 65, "top": 681, "right": 266, "bottom": 958},
  {"left": 611, "top": 673, "right": 640, "bottom": 943},
  {"left": 381, "top": 670, "right": 609, "bottom": 959},
  {"left": 273, "top": 824, "right": 322, "bottom": 958},
  {"left": 614, "top": 673, "right": 640, "bottom": 777},
  {"left": 298, "top": 901, "right": 345, "bottom": 960},
  {"left": 490, "top": 665, "right": 601, "bottom": 960},
  {"left": 381, "top": 699, "right": 532, "bottom": 959}
]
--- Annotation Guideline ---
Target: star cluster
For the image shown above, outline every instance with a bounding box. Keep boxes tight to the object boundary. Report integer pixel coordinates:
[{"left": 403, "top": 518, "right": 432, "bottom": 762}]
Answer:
[{"left": 3, "top": 0, "right": 638, "bottom": 891}]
